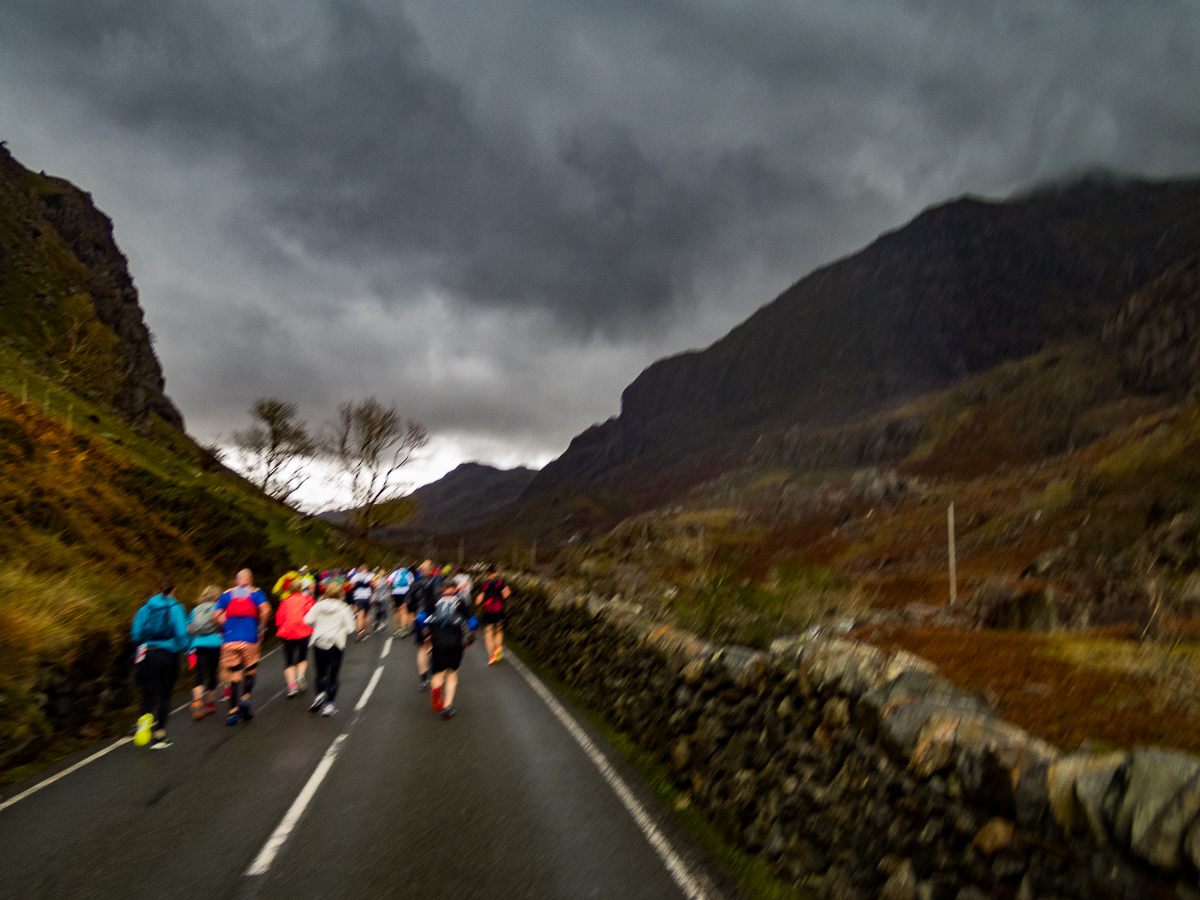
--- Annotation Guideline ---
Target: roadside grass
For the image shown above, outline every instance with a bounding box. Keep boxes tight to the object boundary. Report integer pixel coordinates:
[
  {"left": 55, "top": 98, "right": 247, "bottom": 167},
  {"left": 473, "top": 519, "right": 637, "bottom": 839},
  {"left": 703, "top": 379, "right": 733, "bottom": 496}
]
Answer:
[
  {"left": 0, "top": 365, "right": 351, "bottom": 778},
  {"left": 506, "top": 637, "right": 810, "bottom": 900}
]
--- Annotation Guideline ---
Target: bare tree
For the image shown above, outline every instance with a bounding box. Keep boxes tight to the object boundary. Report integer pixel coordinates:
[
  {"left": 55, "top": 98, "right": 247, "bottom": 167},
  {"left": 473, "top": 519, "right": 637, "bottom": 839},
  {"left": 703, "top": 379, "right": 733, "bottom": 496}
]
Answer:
[
  {"left": 231, "top": 398, "right": 316, "bottom": 505},
  {"left": 322, "top": 397, "right": 427, "bottom": 554}
]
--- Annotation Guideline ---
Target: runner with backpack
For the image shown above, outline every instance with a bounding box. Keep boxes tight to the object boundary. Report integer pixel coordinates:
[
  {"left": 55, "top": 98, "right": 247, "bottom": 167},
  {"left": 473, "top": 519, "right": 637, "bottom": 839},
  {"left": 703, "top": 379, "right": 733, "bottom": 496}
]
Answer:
[
  {"left": 130, "top": 578, "right": 190, "bottom": 749},
  {"left": 477, "top": 566, "right": 511, "bottom": 665},
  {"left": 214, "top": 569, "right": 271, "bottom": 726},
  {"left": 421, "top": 581, "right": 477, "bottom": 720},
  {"left": 409, "top": 560, "right": 443, "bottom": 691},
  {"left": 187, "top": 585, "right": 224, "bottom": 720},
  {"left": 387, "top": 562, "right": 414, "bottom": 635}
]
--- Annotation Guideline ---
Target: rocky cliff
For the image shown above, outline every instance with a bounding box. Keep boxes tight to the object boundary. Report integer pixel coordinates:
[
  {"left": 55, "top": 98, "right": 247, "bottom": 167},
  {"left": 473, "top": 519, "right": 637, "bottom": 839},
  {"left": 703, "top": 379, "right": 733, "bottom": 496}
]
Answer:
[
  {"left": 526, "top": 176, "right": 1200, "bottom": 507},
  {"left": 1104, "top": 248, "right": 1200, "bottom": 397},
  {"left": 0, "top": 144, "right": 182, "bottom": 428}
]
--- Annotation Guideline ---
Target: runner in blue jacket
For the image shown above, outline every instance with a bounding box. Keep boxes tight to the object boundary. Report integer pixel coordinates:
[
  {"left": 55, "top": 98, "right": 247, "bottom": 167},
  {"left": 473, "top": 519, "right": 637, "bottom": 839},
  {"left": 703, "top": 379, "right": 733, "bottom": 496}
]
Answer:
[{"left": 130, "top": 579, "right": 189, "bottom": 749}]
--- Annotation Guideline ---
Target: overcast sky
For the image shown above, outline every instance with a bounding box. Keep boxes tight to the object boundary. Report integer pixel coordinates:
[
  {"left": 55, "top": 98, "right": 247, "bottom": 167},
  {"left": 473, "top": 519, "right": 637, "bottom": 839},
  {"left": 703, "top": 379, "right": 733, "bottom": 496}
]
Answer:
[{"left": 3, "top": 0, "right": 1199, "bottom": 507}]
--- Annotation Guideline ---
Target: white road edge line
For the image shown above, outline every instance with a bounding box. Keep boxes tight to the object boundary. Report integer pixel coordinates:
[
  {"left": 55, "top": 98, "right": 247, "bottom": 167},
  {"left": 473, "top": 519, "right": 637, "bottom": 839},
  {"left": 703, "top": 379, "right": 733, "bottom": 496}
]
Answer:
[
  {"left": 0, "top": 737, "right": 132, "bottom": 813},
  {"left": 508, "top": 654, "right": 712, "bottom": 900},
  {"left": 0, "top": 644, "right": 285, "bottom": 813},
  {"left": 354, "top": 665, "right": 384, "bottom": 712},
  {"left": 381, "top": 636, "right": 393, "bottom": 658},
  {"left": 244, "top": 733, "right": 348, "bottom": 876}
]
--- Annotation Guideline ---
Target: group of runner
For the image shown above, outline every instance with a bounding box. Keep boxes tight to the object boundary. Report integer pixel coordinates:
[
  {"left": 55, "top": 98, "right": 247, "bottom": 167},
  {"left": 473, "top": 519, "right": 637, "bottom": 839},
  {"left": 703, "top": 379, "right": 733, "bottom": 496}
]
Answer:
[{"left": 128, "top": 560, "right": 510, "bottom": 749}]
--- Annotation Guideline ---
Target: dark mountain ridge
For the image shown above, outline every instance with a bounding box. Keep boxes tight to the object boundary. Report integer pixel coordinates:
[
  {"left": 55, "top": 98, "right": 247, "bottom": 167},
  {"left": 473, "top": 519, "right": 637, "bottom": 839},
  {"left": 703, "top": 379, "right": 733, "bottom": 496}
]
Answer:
[
  {"left": 524, "top": 176, "right": 1200, "bottom": 508},
  {"left": 402, "top": 462, "right": 537, "bottom": 535},
  {"left": 324, "top": 462, "right": 538, "bottom": 542}
]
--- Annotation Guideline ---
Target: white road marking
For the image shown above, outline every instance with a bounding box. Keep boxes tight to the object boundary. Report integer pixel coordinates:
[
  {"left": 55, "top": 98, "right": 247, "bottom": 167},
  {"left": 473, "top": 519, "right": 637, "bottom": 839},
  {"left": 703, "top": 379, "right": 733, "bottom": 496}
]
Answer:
[
  {"left": 508, "top": 653, "right": 713, "bottom": 900},
  {"left": 381, "top": 636, "right": 393, "bottom": 658},
  {"left": 354, "top": 665, "right": 384, "bottom": 712},
  {"left": 244, "top": 734, "right": 348, "bottom": 876},
  {"left": 0, "top": 643, "right": 285, "bottom": 813},
  {"left": 0, "top": 737, "right": 132, "bottom": 812},
  {"left": 246, "top": 657, "right": 386, "bottom": 875}
]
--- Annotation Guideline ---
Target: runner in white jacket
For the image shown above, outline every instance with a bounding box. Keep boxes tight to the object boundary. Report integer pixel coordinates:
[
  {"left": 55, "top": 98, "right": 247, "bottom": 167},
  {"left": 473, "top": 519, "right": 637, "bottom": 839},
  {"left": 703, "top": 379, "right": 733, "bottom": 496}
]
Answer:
[{"left": 304, "top": 584, "right": 357, "bottom": 716}]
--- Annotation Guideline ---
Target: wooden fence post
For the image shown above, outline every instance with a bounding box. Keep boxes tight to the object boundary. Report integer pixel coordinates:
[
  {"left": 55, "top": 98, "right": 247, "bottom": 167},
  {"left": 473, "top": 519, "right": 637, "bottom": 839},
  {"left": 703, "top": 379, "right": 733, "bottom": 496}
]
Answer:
[{"left": 948, "top": 502, "right": 958, "bottom": 605}]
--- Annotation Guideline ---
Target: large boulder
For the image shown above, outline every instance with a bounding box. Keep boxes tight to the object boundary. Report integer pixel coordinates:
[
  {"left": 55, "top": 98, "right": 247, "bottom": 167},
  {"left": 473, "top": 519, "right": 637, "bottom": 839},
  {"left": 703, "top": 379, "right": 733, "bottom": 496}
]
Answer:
[
  {"left": 1110, "top": 749, "right": 1200, "bottom": 871},
  {"left": 965, "top": 579, "right": 1058, "bottom": 632}
]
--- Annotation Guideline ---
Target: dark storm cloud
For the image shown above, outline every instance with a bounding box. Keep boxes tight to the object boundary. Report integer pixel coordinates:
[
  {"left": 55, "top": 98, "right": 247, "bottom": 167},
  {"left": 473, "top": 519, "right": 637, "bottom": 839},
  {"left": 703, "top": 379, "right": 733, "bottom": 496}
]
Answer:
[
  {"left": 7, "top": 0, "right": 1199, "bottom": 341},
  {"left": 3, "top": 0, "right": 1200, "bottom": 496},
  {"left": 1, "top": 0, "right": 818, "bottom": 335}
]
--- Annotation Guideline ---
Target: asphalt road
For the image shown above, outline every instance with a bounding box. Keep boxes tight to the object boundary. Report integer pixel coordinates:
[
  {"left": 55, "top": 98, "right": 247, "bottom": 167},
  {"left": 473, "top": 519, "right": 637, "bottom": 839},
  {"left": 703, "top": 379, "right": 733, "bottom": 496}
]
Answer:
[{"left": 0, "top": 633, "right": 738, "bottom": 900}]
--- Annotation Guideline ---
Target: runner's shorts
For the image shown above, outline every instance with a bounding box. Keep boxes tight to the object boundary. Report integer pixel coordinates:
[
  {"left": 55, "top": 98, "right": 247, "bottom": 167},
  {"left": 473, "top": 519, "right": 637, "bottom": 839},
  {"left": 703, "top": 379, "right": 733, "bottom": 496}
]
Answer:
[
  {"left": 193, "top": 646, "right": 220, "bottom": 689},
  {"left": 431, "top": 642, "right": 463, "bottom": 673},
  {"left": 481, "top": 610, "right": 505, "bottom": 626},
  {"left": 220, "top": 641, "right": 261, "bottom": 671},
  {"left": 282, "top": 637, "right": 308, "bottom": 667}
]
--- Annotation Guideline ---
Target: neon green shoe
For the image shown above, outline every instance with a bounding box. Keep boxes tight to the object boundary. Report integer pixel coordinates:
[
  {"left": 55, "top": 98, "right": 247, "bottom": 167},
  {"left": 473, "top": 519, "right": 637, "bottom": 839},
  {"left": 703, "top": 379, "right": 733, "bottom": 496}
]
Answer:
[{"left": 134, "top": 713, "right": 153, "bottom": 747}]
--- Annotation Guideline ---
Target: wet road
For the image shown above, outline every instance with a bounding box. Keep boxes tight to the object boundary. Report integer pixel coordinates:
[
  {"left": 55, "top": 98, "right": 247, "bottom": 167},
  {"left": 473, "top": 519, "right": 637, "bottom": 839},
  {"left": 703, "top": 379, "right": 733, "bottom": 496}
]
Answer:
[{"left": 0, "top": 635, "right": 735, "bottom": 900}]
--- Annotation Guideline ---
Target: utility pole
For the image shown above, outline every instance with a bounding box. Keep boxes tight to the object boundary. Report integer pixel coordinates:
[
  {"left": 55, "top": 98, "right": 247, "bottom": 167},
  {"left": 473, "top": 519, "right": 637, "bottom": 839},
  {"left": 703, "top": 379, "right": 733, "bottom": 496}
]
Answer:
[{"left": 948, "top": 502, "right": 958, "bottom": 605}]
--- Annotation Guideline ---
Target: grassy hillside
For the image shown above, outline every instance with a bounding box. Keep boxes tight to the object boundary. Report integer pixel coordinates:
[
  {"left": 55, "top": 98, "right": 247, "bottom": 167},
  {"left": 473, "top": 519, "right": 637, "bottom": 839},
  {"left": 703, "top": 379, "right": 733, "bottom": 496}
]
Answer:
[{"left": 0, "top": 346, "right": 355, "bottom": 778}]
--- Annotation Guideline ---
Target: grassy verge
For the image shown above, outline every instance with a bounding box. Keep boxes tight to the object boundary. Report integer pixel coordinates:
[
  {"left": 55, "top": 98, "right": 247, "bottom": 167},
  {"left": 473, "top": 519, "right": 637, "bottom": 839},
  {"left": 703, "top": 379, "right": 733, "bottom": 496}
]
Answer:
[{"left": 506, "top": 637, "right": 811, "bottom": 900}]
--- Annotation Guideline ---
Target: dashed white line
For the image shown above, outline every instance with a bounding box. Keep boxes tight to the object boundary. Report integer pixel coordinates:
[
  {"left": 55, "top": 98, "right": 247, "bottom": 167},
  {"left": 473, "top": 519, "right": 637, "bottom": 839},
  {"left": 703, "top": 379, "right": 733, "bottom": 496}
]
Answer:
[
  {"left": 246, "top": 658, "right": 386, "bottom": 875},
  {"left": 244, "top": 734, "right": 348, "bottom": 876},
  {"left": 381, "top": 636, "right": 393, "bottom": 658},
  {"left": 354, "top": 665, "right": 384, "bottom": 712},
  {"left": 508, "top": 653, "right": 713, "bottom": 900}
]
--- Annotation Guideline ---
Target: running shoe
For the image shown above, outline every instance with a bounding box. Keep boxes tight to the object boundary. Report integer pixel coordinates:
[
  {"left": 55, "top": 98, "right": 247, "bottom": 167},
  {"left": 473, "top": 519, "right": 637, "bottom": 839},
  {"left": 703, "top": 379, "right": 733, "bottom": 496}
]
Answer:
[
  {"left": 297, "top": 674, "right": 307, "bottom": 691},
  {"left": 487, "top": 651, "right": 498, "bottom": 665},
  {"left": 321, "top": 702, "right": 338, "bottom": 717},
  {"left": 237, "top": 698, "right": 254, "bottom": 721},
  {"left": 205, "top": 702, "right": 217, "bottom": 715},
  {"left": 440, "top": 706, "right": 455, "bottom": 720},
  {"left": 286, "top": 683, "right": 298, "bottom": 698},
  {"left": 149, "top": 738, "right": 173, "bottom": 750},
  {"left": 310, "top": 691, "right": 326, "bottom": 713},
  {"left": 191, "top": 699, "right": 205, "bottom": 720},
  {"left": 431, "top": 685, "right": 443, "bottom": 713},
  {"left": 134, "top": 713, "right": 153, "bottom": 746},
  {"left": 418, "top": 676, "right": 431, "bottom": 691},
  {"left": 226, "top": 707, "right": 241, "bottom": 726},
  {"left": 221, "top": 685, "right": 231, "bottom": 701},
  {"left": 495, "top": 647, "right": 503, "bottom": 661}
]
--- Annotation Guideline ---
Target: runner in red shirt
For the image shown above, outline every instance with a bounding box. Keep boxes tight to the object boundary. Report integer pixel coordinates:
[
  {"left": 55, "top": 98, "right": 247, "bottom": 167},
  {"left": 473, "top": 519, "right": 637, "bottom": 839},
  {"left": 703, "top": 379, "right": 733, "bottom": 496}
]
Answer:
[
  {"left": 276, "top": 577, "right": 315, "bottom": 697},
  {"left": 476, "top": 566, "right": 511, "bottom": 665}
]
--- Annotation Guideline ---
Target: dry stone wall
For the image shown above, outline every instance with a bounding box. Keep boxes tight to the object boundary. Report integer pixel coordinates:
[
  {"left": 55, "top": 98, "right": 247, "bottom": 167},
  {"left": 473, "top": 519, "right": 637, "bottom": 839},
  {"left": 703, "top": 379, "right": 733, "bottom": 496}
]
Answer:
[{"left": 507, "top": 581, "right": 1200, "bottom": 900}]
